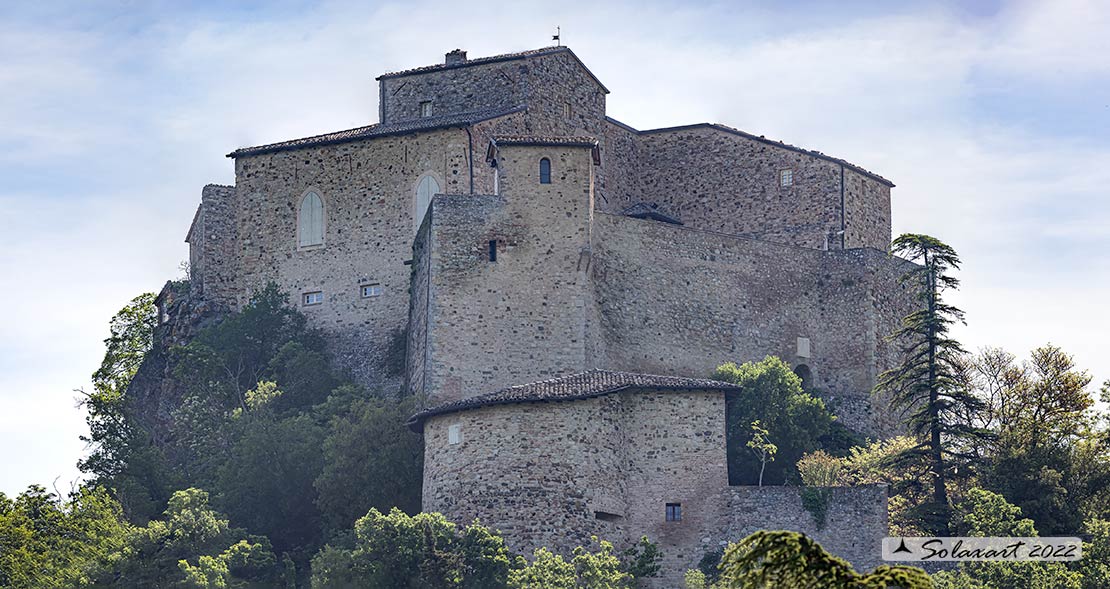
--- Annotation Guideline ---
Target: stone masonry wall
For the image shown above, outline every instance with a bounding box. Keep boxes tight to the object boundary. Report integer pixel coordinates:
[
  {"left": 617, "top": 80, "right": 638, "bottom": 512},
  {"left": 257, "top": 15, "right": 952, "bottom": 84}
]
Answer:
[
  {"left": 421, "top": 389, "right": 889, "bottom": 588},
  {"left": 591, "top": 212, "right": 915, "bottom": 435},
  {"left": 230, "top": 127, "right": 476, "bottom": 390},
  {"left": 414, "top": 143, "right": 596, "bottom": 404},
  {"left": 379, "top": 50, "right": 605, "bottom": 139},
  {"left": 596, "top": 123, "right": 893, "bottom": 252},
  {"left": 186, "top": 184, "right": 239, "bottom": 307}
]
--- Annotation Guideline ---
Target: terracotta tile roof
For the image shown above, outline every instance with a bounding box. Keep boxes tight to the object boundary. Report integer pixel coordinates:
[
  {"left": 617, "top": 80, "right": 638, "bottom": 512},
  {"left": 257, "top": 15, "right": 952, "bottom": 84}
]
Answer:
[
  {"left": 490, "top": 135, "right": 598, "bottom": 147},
  {"left": 605, "top": 117, "right": 894, "bottom": 187},
  {"left": 407, "top": 369, "right": 740, "bottom": 431},
  {"left": 376, "top": 46, "right": 610, "bottom": 94},
  {"left": 227, "top": 106, "right": 525, "bottom": 158}
]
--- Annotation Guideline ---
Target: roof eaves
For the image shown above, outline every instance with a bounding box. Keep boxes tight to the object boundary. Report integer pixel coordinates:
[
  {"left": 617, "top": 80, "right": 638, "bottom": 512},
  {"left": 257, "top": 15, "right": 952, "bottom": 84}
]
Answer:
[{"left": 227, "top": 106, "right": 525, "bottom": 158}]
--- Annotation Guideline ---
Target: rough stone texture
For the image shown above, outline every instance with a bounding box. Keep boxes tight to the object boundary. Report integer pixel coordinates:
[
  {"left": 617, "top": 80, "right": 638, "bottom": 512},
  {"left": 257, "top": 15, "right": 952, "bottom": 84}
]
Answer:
[
  {"left": 590, "top": 212, "right": 915, "bottom": 436},
  {"left": 597, "top": 122, "right": 893, "bottom": 251},
  {"left": 421, "top": 388, "right": 888, "bottom": 588},
  {"left": 186, "top": 184, "right": 239, "bottom": 306},
  {"left": 179, "top": 45, "right": 917, "bottom": 574},
  {"left": 407, "top": 143, "right": 597, "bottom": 402}
]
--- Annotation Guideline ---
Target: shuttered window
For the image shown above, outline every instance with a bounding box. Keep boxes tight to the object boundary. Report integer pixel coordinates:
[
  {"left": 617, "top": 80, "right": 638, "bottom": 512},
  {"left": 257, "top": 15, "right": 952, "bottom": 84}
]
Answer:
[
  {"left": 298, "top": 192, "right": 324, "bottom": 247},
  {"left": 415, "top": 175, "right": 440, "bottom": 233}
]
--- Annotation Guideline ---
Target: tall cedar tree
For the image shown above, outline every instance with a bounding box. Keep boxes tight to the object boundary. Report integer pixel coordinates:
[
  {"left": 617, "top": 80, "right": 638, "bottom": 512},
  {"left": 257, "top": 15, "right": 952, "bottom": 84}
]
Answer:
[{"left": 875, "top": 233, "right": 988, "bottom": 533}]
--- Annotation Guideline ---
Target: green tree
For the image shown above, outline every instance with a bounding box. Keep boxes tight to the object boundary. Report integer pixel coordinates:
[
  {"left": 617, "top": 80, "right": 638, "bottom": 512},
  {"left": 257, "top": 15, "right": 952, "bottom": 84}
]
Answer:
[
  {"left": 716, "top": 530, "right": 931, "bottom": 588},
  {"left": 310, "top": 508, "right": 511, "bottom": 589},
  {"left": 77, "top": 292, "right": 174, "bottom": 520},
  {"left": 93, "top": 488, "right": 285, "bottom": 588},
  {"left": 0, "top": 485, "right": 131, "bottom": 588},
  {"left": 875, "top": 233, "right": 986, "bottom": 534},
  {"left": 963, "top": 345, "right": 1102, "bottom": 535},
  {"left": 314, "top": 391, "right": 424, "bottom": 530},
  {"left": 746, "top": 421, "right": 777, "bottom": 487},
  {"left": 932, "top": 488, "right": 1082, "bottom": 589},
  {"left": 714, "top": 356, "right": 835, "bottom": 485}
]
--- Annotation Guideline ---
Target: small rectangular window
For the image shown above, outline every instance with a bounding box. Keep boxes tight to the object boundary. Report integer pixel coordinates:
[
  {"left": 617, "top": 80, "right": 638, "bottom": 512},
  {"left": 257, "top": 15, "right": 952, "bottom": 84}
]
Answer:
[
  {"left": 488, "top": 240, "right": 497, "bottom": 262},
  {"left": 420, "top": 101, "right": 432, "bottom": 117},
  {"left": 563, "top": 102, "right": 571, "bottom": 118},
  {"left": 303, "top": 291, "right": 323, "bottom": 306},
  {"left": 780, "top": 169, "right": 794, "bottom": 187},
  {"left": 448, "top": 424, "right": 462, "bottom": 445},
  {"left": 361, "top": 284, "right": 382, "bottom": 298},
  {"left": 666, "top": 503, "right": 682, "bottom": 522}
]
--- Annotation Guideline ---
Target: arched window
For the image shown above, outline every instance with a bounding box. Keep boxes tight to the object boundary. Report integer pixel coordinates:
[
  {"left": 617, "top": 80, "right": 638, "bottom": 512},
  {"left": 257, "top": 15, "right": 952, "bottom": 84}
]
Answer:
[
  {"left": 298, "top": 191, "right": 324, "bottom": 248},
  {"left": 539, "top": 158, "right": 551, "bottom": 184},
  {"left": 414, "top": 175, "right": 440, "bottom": 233},
  {"left": 794, "top": 364, "right": 813, "bottom": 391}
]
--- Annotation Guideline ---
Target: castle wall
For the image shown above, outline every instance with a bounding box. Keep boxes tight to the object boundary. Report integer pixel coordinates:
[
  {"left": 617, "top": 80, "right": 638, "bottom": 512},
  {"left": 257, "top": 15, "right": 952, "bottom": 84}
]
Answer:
[
  {"left": 421, "top": 389, "right": 889, "bottom": 588},
  {"left": 186, "top": 184, "right": 239, "bottom": 306},
  {"left": 412, "top": 144, "right": 596, "bottom": 404},
  {"left": 625, "top": 126, "right": 845, "bottom": 249},
  {"left": 379, "top": 51, "right": 606, "bottom": 139},
  {"left": 229, "top": 127, "right": 475, "bottom": 390},
  {"left": 843, "top": 168, "right": 893, "bottom": 251},
  {"left": 591, "top": 212, "right": 915, "bottom": 435}
]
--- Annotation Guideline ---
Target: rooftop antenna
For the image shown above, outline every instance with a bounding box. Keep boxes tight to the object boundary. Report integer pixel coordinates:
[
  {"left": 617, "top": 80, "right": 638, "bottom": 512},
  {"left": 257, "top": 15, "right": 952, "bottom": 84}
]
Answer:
[{"left": 552, "top": 26, "right": 561, "bottom": 46}]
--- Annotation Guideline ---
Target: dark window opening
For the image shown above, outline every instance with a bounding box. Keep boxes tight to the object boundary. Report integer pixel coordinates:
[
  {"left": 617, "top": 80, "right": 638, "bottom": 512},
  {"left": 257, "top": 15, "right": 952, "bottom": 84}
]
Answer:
[
  {"left": 794, "top": 364, "right": 813, "bottom": 391},
  {"left": 665, "top": 503, "right": 682, "bottom": 522},
  {"left": 488, "top": 240, "right": 497, "bottom": 262},
  {"left": 594, "top": 511, "right": 621, "bottom": 522},
  {"left": 539, "top": 158, "right": 551, "bottom": 184}
]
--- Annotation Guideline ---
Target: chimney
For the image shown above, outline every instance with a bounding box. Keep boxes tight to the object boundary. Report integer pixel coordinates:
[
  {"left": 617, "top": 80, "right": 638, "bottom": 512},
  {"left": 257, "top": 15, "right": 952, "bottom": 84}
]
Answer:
[{"left": 445, "top": 49, "right": 467, "bottom": 65}]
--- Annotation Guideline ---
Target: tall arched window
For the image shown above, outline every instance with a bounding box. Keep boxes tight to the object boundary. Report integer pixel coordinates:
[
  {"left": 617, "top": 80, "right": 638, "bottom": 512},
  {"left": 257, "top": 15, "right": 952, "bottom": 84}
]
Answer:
[
  {"left": 414, "top": 175, "right": 441, "bottom": 233},
  {"left": 539, "top": 158, "right": 551, "bottom": 184},
  {"left": 298, "top": 191, "right": 324, "bottom": 248}
]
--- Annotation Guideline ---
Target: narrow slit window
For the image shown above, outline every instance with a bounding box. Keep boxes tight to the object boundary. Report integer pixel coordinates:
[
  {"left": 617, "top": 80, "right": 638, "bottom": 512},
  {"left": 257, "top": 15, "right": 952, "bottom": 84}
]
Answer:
[
  {"left": 420, "top": 101, "right": 432, "bottom": 117},
  {"left": 563, "top": 102, "right": 571, "bottom": 118},
  {"left": 666, "top": 503, "right": 682, "bottom": 522},
  {"left": 780, "top": 169, "right": 794, "bottom": 187},
  {"left": 361, "top": 284, "right": 382, "bottom": 298},
  {"left": 488, "top": 240, "right": 497, "bottom": 262},
  {"left": 303, "top": 291, "right": 323, "bottom": 306},
  {"left": 448, "top": 424, "right": 462, "bottom": 445},
  {"left": 539, "top": 158, "right": 551, "bottom": 184}
]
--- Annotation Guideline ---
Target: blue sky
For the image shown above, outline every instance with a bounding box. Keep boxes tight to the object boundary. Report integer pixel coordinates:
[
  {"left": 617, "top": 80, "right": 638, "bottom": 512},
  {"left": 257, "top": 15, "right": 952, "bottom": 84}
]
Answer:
[{"left": 1, "top": 0, "right": 1107, "bottom": 496}]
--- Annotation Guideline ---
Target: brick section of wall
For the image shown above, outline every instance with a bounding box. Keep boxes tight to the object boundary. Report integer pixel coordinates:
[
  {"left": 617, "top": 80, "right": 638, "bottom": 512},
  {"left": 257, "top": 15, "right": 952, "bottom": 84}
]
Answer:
[
  {"left": 421, "top": 390, "right": 888, "bottom": 588},
  {"left": 187, "top": 184, "right": 239, "bottom": 306},
  {"left": 414, "top": 143, "right": 596, "bottom": 404},
  {"left": 590, "top": 213, "right": 915, "bottom": 436},
  {"left": 229, "top": 127, "right": 476, "bottom": 390}
]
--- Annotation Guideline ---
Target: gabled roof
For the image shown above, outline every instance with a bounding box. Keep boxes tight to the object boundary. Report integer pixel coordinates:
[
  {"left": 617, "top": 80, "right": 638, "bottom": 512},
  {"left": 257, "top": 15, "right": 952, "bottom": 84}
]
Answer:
[
  {"left": 620, "top": 202, "right": 683, "bottom": 225},
  {"left": 377, "top": 46, "right": 610, "bottom": 94},
  {"left": 486, "top": 135, "right": 602, "bottom": 165},
  {"left": 407, "top": 369, "right": 740, "bottom": 431},
  {"left": 605, "top": 117, "right": 894, "bottom": 187},
  {"left": 227, "top": 106, "right": 525, "bottom": 158}
]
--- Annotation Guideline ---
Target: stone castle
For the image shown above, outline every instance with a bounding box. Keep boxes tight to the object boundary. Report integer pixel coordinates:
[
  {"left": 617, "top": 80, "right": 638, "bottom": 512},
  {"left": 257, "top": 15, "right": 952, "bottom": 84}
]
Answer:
[{"left": 177, "top": 46, "right": 915, "bottom": 584}]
